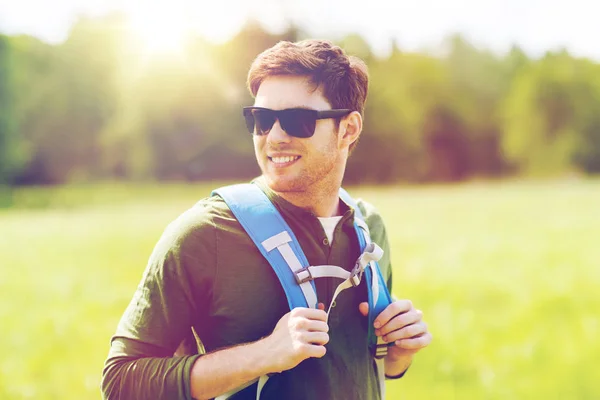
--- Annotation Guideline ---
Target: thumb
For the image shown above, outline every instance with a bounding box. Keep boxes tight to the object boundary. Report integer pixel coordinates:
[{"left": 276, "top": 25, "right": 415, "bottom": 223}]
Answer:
[
  {"left": 358, "top": 302, "right": 369, "bottom": 317},
  {"left": 318, "top": 302, "right": 326, "bottom": 311}
]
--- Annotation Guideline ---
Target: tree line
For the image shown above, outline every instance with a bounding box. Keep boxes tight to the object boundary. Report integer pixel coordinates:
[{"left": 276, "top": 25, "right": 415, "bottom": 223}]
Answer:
[{"left": 1, "top": 13, "right": 599, "bottom": 186}]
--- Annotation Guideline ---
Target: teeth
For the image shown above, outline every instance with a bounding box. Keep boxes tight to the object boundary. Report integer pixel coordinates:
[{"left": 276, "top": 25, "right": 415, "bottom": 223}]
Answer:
[{"left": 272, "top": 156, "right": 299, "bottom": 164}]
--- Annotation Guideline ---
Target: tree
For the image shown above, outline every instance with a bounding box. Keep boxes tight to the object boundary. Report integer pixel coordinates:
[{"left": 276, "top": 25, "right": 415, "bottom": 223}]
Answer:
[
  {"left": 0, "top": 35, "right": 28, "bottom": 184},
  {"left": 501, "top": 51, "right": 600, "bottom": 175}
]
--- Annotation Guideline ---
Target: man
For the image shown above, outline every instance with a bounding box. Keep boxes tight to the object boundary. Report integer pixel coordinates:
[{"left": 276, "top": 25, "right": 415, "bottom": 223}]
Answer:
[{"left": 101, "top": 39, "right": 431, "bottom": 400}]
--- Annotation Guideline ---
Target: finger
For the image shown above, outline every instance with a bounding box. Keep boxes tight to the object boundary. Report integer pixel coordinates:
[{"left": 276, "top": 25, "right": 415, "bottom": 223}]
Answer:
[
  {"left": 382, "top": 321, "right": 427, "bottom": 343},
  {"left": 302, "top": 331, "right": 330, "bottom": 346},
  {"left": 294, "top": 317, "right": 329, "bottom": 333},
  {"left": 395, "top": 332, "right": 432, "bottom": 350},
  {"left": 374, "top": 300, "right": 413, "bottom": 329},
  {"left": 318, "top": 302, "right": 325, "bottom": 311},
  {"left": 376, "top": 310, "right": 423, "bottom": 337},
  {"left": 304, "top": 343, "right": 327, "bottom": 359},
  {"left": 292, "top": 307, "right": 328, "bottom": 322},
  {"left": 305, "top": 320, "right": 329, "bottom": 333},
  {"left": 358, "top": 302, "right": 369, "bottom": 317}
]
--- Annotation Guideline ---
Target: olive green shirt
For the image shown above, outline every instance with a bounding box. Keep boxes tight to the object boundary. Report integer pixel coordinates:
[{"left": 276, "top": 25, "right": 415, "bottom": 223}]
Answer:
[{"left": 101, "top": 178, "right": 394, "bottom": 400}]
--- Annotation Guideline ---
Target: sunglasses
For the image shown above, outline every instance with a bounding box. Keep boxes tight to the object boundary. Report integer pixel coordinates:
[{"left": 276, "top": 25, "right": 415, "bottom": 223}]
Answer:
[{"left": 243, "top": 107, "right": 352, "bottom": 138}]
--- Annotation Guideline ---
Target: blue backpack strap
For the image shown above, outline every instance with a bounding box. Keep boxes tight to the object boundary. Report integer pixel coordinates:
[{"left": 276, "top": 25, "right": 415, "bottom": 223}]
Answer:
[
  {"left": 212, "top": 183, "right": 318, "bottom": 309},
  {"left": 339, "top": 188, "right": 394, "bottom": 357}
]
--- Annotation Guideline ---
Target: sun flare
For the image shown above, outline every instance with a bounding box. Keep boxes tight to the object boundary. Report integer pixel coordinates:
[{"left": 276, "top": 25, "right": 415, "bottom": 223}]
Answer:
[{"left": 127, "top": 5, "right": 190, "bottom": 56}]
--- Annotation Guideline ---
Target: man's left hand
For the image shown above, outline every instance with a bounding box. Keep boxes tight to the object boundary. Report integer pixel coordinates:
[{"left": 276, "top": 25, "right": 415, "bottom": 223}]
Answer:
[{"left": 359, "top": 300, "right": 432, "bottom": 361}]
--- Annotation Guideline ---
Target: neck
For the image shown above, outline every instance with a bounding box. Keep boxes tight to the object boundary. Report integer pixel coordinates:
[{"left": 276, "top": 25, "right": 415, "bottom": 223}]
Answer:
[
  {"left": 268, "top": 165, "right": 344, "bottom": 217},
  {"left": 266, "top": 152, "right": 348, "bottom": 217},
  {"left": 276, "top": 185, "right": 341, "bottom": 217}
]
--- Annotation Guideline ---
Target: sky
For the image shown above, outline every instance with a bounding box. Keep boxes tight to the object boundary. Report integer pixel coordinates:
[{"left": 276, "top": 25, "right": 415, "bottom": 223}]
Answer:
[{"left": 0, "top": 0, "right": 599, "bottom": 60}]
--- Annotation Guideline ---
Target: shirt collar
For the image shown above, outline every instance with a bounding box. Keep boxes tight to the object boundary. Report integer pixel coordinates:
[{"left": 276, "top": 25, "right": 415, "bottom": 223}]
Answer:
[{"left": 251, "top": 176, "right": 355, "bottom": 226}]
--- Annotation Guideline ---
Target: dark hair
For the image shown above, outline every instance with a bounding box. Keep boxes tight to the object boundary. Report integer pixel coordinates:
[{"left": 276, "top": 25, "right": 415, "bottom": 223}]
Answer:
[{"left": 247, "top": 40, "right": 369, "bottom": 149}]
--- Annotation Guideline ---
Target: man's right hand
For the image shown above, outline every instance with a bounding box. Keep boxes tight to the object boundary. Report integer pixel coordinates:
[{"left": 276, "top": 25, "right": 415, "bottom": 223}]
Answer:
[
  {"left": 264, "top": 307, "right": 330, "bottom": 373},
  {"left": 188, "top": 306, "right": 329, "bottom": 399}
]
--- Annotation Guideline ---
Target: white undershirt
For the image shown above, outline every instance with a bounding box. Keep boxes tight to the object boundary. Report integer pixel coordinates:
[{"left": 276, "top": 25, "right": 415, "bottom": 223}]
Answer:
[{"left": 317, "top": 216, "right": 343, "bottom": 246}]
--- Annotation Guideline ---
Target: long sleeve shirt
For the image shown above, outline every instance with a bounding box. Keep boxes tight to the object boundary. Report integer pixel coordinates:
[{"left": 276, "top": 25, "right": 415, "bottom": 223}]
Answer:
[{"left": 101, "top": 178, "right": 394, "bottom": 400}]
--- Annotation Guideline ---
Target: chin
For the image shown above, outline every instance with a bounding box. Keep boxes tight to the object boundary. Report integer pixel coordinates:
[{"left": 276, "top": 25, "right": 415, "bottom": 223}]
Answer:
[{"left": 264, "top": 174, "right": 306, "bottom": 193}]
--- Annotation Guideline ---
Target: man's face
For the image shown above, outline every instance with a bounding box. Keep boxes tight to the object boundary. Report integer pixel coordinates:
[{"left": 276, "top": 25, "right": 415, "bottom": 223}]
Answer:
[{"left": 252, "top": 75, "right": 344, "bottom": 193}]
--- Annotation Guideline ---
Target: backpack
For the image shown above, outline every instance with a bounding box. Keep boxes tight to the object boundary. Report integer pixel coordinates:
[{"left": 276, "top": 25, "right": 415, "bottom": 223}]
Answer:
[{"left": 212, "top": 183, "right": 393, "bottom": 400}]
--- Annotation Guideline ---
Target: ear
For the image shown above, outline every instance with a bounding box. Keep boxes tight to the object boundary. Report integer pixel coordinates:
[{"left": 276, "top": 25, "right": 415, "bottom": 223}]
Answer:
[{"left": 339, "top": 111, "right": 362, "bottom": 149}]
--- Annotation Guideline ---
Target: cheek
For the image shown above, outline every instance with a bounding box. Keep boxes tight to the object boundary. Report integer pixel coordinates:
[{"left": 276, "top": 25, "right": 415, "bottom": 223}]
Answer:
[
  {"left": 317, "top": 118, "right": 336, "bottom": 134},
  {"left": 313, "top": 121, "right": 338, "bottom": 146},
  {"left": 253, "top": 136, "right": 263, "bottom": 153}
]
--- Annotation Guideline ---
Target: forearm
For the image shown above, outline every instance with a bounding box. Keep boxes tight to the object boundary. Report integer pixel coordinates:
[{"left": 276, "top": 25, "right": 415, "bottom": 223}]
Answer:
[
  {"left": 102, "top": 353, "right": 201, "bottom": 400},
  {"left": 190, "top": 337, "right": 274, "bottom": 400},
  {"left": 384, "top": 352, "right": 413, "bottom": 378},
  {"left": 102, "top": 337, "right": 274, "bottom": 400}
]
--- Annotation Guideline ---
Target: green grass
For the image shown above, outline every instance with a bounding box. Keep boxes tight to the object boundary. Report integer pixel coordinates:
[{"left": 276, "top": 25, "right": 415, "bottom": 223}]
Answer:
[{"left": 1, "top": 179, "right": 599, "bottom": 399}]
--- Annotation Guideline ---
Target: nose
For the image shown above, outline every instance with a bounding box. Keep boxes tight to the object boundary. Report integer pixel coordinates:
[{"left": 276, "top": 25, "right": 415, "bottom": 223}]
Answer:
[{"left": 267, "top": 119, "right": 292, "bottom": 145}]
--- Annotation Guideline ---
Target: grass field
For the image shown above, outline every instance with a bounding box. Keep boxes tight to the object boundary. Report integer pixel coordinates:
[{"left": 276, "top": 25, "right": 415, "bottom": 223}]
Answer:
[{"left": 1, "top": 179, "right": 599, "bottom": 399}]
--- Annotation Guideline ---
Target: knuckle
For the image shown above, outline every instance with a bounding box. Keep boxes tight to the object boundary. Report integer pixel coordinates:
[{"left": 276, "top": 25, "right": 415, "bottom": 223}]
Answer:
[
  {"left": 293, "top": 308, "right": 308, "bottom": 317},
  {"left": 298, "top": 332, "right": 309, "bottom": 343},
  {"left": 396, "top": 314, "right": 408, "bottom": 327},
  {"left": 397, "top": 327, "right": 408, "bottom": 339},
  {"left": 413, "top": 325, "right": 423, "bottom": 337},
  {"left": 299, "top": 343, "right": 312, "bottom": 354},
  {"left": 291, "top": 331, "right": 302, "bottom": 344},
  {"left": 294, "top": 341, "right": 306, "bottom": 353},
  {"left": 295, "top": 318, "right": 308, "bottom": 330}
]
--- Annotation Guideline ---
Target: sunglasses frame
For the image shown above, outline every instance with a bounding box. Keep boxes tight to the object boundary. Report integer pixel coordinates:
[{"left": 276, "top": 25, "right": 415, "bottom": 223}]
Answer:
[{"left": 243, "top": 106, "right": 352, "bottom": 138}]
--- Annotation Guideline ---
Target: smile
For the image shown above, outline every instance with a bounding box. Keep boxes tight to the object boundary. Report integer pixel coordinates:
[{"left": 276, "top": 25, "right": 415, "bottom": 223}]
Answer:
[{"left": 269, "top": 156, "right": 301, "bottom": 165}]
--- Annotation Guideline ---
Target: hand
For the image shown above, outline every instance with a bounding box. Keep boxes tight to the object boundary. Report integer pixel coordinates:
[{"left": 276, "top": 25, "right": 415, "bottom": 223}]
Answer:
[
  {"left": 265, "top": 305, "right": 329, "bottom": 373},
  {"left": 359, "top": 300, "right": 431, "bottom": 361}
]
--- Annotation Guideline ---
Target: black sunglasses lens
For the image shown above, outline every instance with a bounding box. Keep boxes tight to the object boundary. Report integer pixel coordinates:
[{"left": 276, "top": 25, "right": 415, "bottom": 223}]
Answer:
[
  {"left": 243, "top": 108, "right": 318, "bottom": 138},
  {"left": 280, "top": 109, "right": 316, "bottom": 138},
  {"left": 244, "top": 112, "right": 255, "bottom": 133},
  {"left": 252, "top": 110, "right": 277, "bottom": 135}
]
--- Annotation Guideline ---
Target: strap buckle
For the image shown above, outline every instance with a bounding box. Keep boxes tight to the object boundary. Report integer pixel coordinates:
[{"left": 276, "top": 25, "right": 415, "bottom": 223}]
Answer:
[
  {"left": 294, "top": 267, "right": 313, "bottom": 284},
  {"left": 372, "top": 343, "right": 389, "bottom": 359},
  {"left": 349, "top": 262, "right": 363, "bottom": 287}
]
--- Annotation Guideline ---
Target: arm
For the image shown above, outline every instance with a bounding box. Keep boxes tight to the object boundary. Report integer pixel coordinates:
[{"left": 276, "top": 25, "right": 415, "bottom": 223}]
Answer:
[
  {"left": 102, "top": 307, "right": 330, "bottom": 400},
  {"left": 189, "top": 307, "right": 329, "bottom": 400},
  {"left": 101, "top": 206, "right": 215, "bottom": 400},
  {"left": 384, "top": 355, "right": 412, "bottom": 379},
  {"left": 357, "top": 301, "right": 424, "bottom": 379},
  {"left": 374, "top": 299, "right": 431, "bottom": 378},
  {"left": 189, "top": 338, "right": 273, "bottom": 399},
  {"left": 100, "top": 203, "right": 330, "bottom": 400}
]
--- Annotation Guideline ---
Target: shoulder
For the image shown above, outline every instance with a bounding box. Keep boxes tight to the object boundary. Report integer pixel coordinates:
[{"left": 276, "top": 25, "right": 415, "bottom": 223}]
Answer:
[
  {"left": 153, "top": 194, "right": 234, "bottom": 257},
  {"left": 355, "top": 197, "right": 384, "bottom": 224},
  {"left": 354, "top": 197, "right": 388, "bottom": 243}
]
